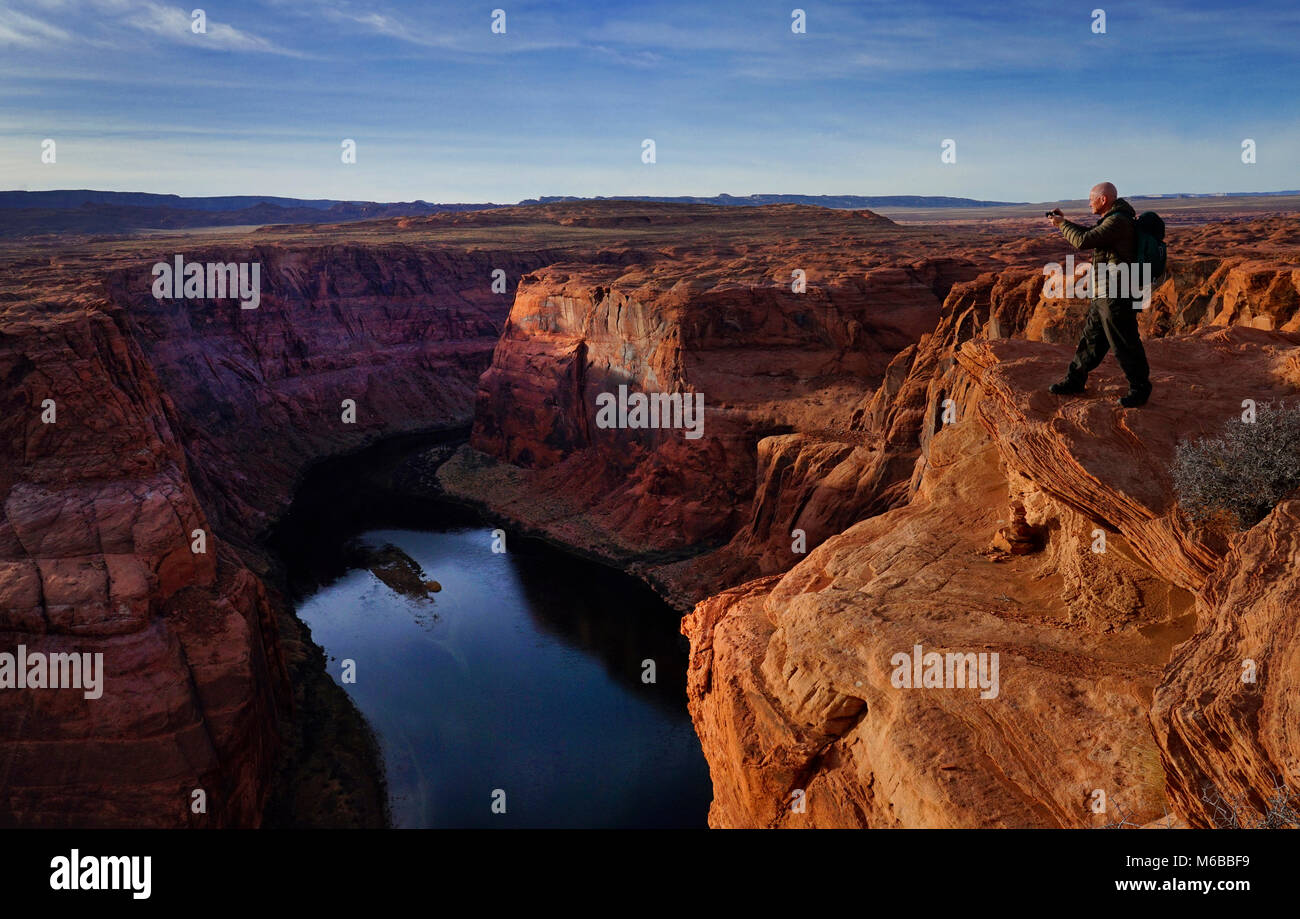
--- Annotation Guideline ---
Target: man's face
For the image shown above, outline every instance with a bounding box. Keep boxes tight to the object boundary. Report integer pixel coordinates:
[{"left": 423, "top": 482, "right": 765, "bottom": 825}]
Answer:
[{"left": 1089, "top": 191, "right": 1110, "bottom": 215}]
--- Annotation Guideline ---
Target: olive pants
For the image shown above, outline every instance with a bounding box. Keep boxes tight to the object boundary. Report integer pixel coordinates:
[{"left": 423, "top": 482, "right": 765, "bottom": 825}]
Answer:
[{"left": 1064, "top": 297, "right": 1150, "bottom": 389}]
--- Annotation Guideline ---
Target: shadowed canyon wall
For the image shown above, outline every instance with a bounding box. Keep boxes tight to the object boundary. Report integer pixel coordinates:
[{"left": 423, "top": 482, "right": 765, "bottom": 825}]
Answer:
[
  {"left": 2, "top": 205, "right": 1298, "bottom": 827},
  {"left": 439, "top": 210, "right": 1300, "bottom": 827},
  {"left": 1, "top": 239, "right": 555, "bottom": 825}
]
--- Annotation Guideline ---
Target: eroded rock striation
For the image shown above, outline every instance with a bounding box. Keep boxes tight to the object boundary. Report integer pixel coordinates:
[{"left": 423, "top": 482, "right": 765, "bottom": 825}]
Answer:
[
  {"left": 1, "top": 231, "right": 554, "bottom": 825},
  {"left": 684, "top": 327, "right": 1298, "bottom": 826},
  {"left": 675, "top": 228, "right": 1300, "bottom": 827},
  {"left": 0, "top": 298, "right": 284, "bottom": 826},
  {"left": 2, "top": 202, "right": 1299, "bottom": 827},
  {"left": 435, "top": 206, "right": 1300, "bottom": 827}
]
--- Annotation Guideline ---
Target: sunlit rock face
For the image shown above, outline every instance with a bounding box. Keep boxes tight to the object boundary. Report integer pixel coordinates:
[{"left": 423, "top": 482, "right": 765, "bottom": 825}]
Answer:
[{"left": 2, "top": 202, "right": 1298, "bottom": 827}]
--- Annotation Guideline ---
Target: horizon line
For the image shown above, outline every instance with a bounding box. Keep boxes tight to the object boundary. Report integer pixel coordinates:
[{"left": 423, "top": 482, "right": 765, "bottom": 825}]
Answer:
[{"left": 5, "top": 188, "right": 1300, "bottom": 208}]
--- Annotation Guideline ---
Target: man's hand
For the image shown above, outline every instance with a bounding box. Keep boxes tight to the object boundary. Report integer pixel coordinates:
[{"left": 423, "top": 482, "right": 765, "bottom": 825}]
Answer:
[{"left": 1047, "top": 208, "right": 1065, "bottom": 228}]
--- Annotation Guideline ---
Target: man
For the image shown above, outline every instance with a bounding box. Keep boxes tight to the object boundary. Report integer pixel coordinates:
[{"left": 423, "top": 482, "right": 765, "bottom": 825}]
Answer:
[{"left": 1046, "top": 182, "right": 1152, "bottom": 408}]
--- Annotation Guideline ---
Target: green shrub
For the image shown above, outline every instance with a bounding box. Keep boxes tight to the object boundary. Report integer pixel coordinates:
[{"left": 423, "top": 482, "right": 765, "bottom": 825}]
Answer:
[{"left": 1172, "top": 400, "right": 1300, "bottom": 528}]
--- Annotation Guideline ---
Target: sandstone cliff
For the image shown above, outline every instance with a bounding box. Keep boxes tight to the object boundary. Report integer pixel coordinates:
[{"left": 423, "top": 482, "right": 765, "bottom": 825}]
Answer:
[
  {"left": 3, "top": 203, "right": 1298, "bottom": 828},
  {"left": 0, "top": 235, "right": 554, "bottom": 825},
  {"left": 676, "top": 220, "right": 1300, "bottom": 827},
  {"left": 434, "top": 207, "right": 1300, "bottom": 827},
  {"left": 0, "top": 297, "right": 284, "bottom": 825}
]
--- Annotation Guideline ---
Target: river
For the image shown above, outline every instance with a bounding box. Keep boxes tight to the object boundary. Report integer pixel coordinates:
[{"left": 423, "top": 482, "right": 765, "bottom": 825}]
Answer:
[{"left": 270, "top": 437, "right": 713, "bottom": 828}]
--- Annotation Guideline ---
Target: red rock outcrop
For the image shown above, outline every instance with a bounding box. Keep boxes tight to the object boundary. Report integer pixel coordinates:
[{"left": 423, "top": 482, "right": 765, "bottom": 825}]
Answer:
[
  {"left": 672, "top": 214, "right": 1300, "bottom": 826},
  {"left": 440, "top": 213, "right": 994, "bottom": 603},
  {"left": 683, "top": 326, "right": 1299, "bottom": 827},
  {"left": 0, "top": 302, "right": 285, "bottom": 826},
  {"left": 1, "top": 233, "right": 559, "bottom": 826},
  {"left": 4, "top": 201, "right": 1299, "bottom": 829},
  {"left": 1151, "top": 496, "right": 1300, "bottom": 826}
]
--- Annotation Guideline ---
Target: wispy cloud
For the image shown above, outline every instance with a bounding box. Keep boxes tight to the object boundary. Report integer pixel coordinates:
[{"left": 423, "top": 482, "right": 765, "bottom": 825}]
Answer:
[
  {"left": 1, "top": 0, "right": 1296, "bottom": 202},
  {"left": 3, "top": 0, "right": 306, "bottom": 55},
  {"left": 123, "top": 2, "right": 300, "bottom": 55},
  {"left": 0, "top": 7, "right": 72, "bottom": 46},
  {"left": 267, "top": 0, "right": 580, "bottom": 53},
  {"left": 306, "top": 3, "right": 461, "bottom": 49}
]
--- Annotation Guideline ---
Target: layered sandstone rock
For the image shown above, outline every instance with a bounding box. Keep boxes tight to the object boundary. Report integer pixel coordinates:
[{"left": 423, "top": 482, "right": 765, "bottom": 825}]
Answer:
[
  {"left": 683, "top": 328, "right": 1299, "bottom": 827},
  {"left": 1151, "top": 496, "right": 1300, "bottom": 826},
  {"left": 441, "top": 221, "right": 993, "bottom": 606},
  {"left": 3, "top": 202, "right": 1298, "bottom": 829},
  {"left": 0, "top": 303, "right": 285, "bottom": 826},
  {"left": 1, "top": 235, "right": 558, "bottom": 826},
  {"left": 108, "top": 244, "right": 557, "bottom": 548}
]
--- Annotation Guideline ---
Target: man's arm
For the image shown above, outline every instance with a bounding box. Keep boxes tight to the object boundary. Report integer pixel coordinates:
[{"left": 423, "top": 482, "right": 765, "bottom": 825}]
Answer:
[{"left": 1058, "top": 213, "right": 1124, "bottom": 251}]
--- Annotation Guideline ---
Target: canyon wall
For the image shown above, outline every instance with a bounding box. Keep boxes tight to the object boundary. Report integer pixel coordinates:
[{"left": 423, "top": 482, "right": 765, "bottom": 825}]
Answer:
[
  {"left": 438, "top": 247, "right": 989, "bottom": 604},
  {"left": 0, "top": 301, "right": 283, "bottom": 825},
  {"left": 433, "top": 209, "right": 1300, "bottom": 827},
  {"left": 2, "top": 205, "right": 1297, "bottom": 827},
  {"left": 679, "top": 240, "right": 1300, "bottom": 827},
  {"left": 110, "top": 244, "right": 561, "bottom": 549},
  {"left": 1, "top": 239, "right": 555, "bottom": 826}
]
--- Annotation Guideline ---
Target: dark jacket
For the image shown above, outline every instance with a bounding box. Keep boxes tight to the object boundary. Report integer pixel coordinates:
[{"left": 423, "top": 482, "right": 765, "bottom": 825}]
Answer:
[{"left": 1058, "top": 198, "right": 1138, "bottom": 302}]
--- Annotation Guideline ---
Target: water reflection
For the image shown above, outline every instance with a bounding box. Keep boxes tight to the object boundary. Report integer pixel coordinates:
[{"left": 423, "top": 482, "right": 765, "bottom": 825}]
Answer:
[{"left": 269, "top": 439, "right": 712, "bottom": 828}]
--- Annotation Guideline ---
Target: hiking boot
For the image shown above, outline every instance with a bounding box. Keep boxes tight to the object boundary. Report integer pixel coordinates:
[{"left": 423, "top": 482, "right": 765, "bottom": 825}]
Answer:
[
  {"left": 1049, "top": 378, "right": 1086, "bottom": 395},
  {"left": 1119, "top": 382, "right": 1152, "bottom": 408}
]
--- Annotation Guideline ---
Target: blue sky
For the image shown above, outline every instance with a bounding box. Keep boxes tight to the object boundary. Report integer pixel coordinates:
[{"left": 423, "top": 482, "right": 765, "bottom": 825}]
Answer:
[{"left": 1, "top": 0, "right": 1297, "bottom": 203}]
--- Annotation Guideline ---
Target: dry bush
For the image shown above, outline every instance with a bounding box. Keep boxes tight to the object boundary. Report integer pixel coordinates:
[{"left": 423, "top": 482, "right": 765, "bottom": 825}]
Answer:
[{"left": 1172, "top": 400, "right": 1300, "bottom": 528}]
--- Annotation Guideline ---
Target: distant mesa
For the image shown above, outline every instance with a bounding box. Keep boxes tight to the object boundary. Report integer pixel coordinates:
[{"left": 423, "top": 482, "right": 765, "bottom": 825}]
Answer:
[
  {"left": 0, "top": 190, "right": 497, "bottom": 238},
  {"left": 3, "top": 188, "right": 1297, "bottom": 239},
  {"left": 0, "top": 189, "right": 984, "bottom": 237},
  {"left": 516, "top": 193, "right": 1025, "bottom": 208},
  {"left": 0, "top": 189, "right": 1017, "bottom": 214}
]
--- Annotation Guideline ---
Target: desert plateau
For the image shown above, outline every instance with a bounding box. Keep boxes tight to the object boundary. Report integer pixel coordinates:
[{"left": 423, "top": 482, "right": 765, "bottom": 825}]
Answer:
[{"left": 3, "top": 196, "right": 1298, "bottom": 829}]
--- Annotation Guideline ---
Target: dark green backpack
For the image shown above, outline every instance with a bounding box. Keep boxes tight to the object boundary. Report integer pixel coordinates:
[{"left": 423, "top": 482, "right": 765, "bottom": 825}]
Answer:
[{"left": 1134, "top": 211, "right": 1167, "bottom": 281}]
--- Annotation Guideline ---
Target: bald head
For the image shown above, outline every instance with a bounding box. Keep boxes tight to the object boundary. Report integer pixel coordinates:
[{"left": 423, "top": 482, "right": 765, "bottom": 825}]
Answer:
[{"left": 1090, "top": 182, "right": 1118, "bottom": 215}]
